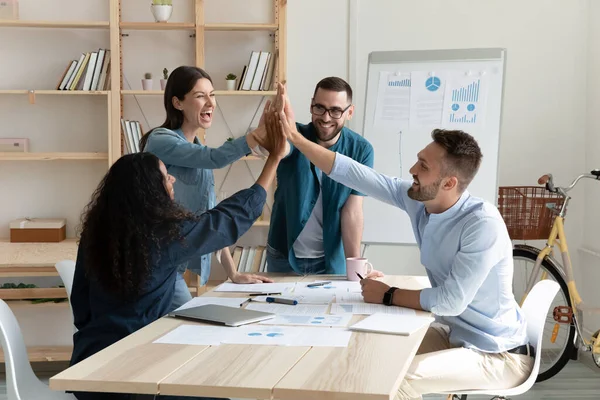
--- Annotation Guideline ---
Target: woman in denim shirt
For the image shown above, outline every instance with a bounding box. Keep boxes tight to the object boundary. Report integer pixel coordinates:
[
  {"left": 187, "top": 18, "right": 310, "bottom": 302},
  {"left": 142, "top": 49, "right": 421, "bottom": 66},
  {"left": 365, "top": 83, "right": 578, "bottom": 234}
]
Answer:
[
  {"left": 71, "top": 141, "right": 285, "bottom": 399},
  {"left": 140, "top": 66, "right": 272, "bottom": 310}
]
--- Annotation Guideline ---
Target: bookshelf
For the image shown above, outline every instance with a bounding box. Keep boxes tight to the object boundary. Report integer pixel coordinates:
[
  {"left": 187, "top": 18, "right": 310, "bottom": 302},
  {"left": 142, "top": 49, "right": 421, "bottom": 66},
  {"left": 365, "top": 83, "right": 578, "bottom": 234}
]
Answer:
[{"left": 0, "top": 0, "right": 285, "bottom": 312}]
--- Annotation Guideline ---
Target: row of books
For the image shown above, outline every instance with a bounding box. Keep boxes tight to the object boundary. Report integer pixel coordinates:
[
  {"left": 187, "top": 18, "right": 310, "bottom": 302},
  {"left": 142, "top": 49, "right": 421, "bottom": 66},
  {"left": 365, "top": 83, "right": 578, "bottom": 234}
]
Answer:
[
  {"left": 121, "top": 119, "right": 143, "bottom": 154},
  {"left": 56, "top": 49, "right": 111, "bottom": 91},
  {"left": 237, "top": 50, "right": 277, "bottom": 91},
  {"left": 231, "top": 246, "right": 267, "bottom": 273}
]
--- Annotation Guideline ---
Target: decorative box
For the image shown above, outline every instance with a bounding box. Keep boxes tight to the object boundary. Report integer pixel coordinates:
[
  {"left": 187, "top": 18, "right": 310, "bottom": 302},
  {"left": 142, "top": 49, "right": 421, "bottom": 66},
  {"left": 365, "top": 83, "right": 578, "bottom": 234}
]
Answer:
[{"left": 9, "top": 218, "right": 66, "bottom": 243}]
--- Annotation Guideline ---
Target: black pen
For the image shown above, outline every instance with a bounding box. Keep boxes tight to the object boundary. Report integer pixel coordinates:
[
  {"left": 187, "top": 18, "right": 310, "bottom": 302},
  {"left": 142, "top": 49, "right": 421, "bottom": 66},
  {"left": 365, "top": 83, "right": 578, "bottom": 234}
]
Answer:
[
  {"left": 356, "top": 272, "right": 364, "bottom": 280},
  {"left": 239, "top": 298, "right": 251, "bottom": 308},
  {"left": 306, "top": 281, "right": 331, "bottom": 288},
  {"left": 248, "top": 292, "right": 282, "bottom": 297}
]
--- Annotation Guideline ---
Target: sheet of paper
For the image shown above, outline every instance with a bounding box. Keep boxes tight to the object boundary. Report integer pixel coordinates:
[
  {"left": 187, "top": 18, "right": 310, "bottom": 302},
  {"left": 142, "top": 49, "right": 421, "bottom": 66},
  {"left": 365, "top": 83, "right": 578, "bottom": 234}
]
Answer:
[
  {"left": 246, "top": 302, "right": 330, "bottom": 315},
  {"left": 374, "top": 71, "right": 411, "bottom": 131},
  {"left": 330, "top": 303, "right": 416, "bottom": 316},
  {"left": 213, "top": 282, "right": 297, "bottom": 293},
  {"left": 349, "top": 313, "right": 434, "bottom": 336},
  {"left": 336, "top": 293, "right": 365, "bottom": 303},
  {"left": 251, "top": 293, "right": 335, "bottom": 305},
  {"left": 295, "top": 280, "right": 362, "bottom": 293},
  {"left": 409, "top": 71, "right": 447, "bottom": 129},
  {"left": 293, "top": 327, "right": 352, "bottom": 347},
  {"left": 259, "top": 313, "right": 352, "bottom": 327},
  {"left": 223, "top": 326, "right": 301, "bottom": 346},
  {"left": 412, "top": 276, "right": 432, "bottom": 288},
  {"left": 153, "top": 325, "right": 233, "bottom": 346},
  {"left": 442, "top": 71, "right": 489, "bottom": 129},
  {"left": 175, "top": 296, "right": 249, "bottom": 311}
]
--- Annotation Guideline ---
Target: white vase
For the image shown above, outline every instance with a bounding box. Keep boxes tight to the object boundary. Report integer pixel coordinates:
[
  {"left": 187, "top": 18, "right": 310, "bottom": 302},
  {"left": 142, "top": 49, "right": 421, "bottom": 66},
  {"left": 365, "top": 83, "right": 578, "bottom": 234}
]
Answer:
[
  {"left": 142, "top": 79, "right": 153, "bottom": 90},
  {"left": 160, "top": 79, "right": 167, "bottom": 90},
  {"left": 151, "top": 5, "right": 173, "bottom": 22},
  {"left": 226, "top": 79, "right": 236, "bottom": 91}
]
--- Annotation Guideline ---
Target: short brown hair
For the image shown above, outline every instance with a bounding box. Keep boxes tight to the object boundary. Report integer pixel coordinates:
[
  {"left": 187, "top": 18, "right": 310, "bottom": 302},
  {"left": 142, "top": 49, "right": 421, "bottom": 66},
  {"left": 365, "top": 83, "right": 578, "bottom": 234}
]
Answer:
[
  {"left": 431, "top": 129, "right": 482, "bottom": 192},
  {"left": 313, "top": 77, "right": 353, "bottom": 102}
]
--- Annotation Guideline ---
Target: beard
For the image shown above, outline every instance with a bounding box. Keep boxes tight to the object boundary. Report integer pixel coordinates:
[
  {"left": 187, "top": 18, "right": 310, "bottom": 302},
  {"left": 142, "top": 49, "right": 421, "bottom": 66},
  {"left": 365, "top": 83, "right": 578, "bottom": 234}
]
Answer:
[
  {"left": 314, "top": 120, "right": 343, "bottom": 142},
  {"left": 407, "top": 177, "right": 442, "bottom": 201}
]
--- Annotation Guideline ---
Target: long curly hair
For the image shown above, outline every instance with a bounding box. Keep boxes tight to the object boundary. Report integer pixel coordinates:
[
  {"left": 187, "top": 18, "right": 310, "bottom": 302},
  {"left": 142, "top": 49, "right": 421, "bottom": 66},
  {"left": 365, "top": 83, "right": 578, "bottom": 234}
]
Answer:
[{"left": 78, "top": 152, "right": 195, "bottom": 300}]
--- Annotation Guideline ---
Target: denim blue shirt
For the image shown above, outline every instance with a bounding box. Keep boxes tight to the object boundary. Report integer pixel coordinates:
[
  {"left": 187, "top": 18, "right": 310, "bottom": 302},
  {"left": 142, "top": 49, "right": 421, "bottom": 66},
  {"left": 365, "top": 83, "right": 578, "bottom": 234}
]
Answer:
[
  {"left": 330, "top": 153, "right": 528, "bottom": 353},
  {"left": 144, "top": 127, "right": 250, "bottom": 284},
  {"left": 268, "top": 123, "right": 374, "bottom": 275},
  {"left": 70, "top": 184, "right": 266, "bottom": 400}
]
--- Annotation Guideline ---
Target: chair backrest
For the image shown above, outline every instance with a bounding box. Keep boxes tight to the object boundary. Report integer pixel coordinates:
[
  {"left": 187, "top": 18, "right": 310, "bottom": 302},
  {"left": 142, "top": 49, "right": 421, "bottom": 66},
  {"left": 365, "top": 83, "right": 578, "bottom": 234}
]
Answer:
[
  {"left": 0, "top": 299, "right": 46, "bottom": 399},
  {"left": 55, "top": 260, "right": 76, "bottom": 300},
  {"left": 503, "top": 279, "right": 560, "bottom": 396}
]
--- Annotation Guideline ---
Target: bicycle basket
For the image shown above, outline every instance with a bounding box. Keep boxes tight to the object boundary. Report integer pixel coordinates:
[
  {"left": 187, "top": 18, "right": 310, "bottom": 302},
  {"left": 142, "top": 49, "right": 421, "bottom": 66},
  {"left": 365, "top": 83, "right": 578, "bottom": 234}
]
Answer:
[{"left": 497, "top": 186, "right": 564, "bottom": 240}]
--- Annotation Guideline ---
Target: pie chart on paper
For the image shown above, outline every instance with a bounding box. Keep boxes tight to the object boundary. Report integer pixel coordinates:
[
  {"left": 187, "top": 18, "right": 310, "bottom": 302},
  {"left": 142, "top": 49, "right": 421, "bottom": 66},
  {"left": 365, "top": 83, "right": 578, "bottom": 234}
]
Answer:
[{"left": 425, "top": 76, "right": 441, "bottom": 92}]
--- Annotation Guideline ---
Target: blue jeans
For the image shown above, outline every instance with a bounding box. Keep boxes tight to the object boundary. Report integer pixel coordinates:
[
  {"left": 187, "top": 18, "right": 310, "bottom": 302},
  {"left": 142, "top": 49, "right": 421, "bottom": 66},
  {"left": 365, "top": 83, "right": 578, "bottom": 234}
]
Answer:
[
  {"left": 266, "top": 244, "right": 327, "bottom": 275},
  {"left": 170, "top": 272, "right": 193, "bottom": 311}
]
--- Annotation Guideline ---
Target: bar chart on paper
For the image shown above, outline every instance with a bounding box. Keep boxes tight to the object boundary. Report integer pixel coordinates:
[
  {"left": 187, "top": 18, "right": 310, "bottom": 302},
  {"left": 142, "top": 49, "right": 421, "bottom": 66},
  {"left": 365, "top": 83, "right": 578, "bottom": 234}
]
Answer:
[{"left": 443, "top": 73, "right": 488, "bottom": 128}]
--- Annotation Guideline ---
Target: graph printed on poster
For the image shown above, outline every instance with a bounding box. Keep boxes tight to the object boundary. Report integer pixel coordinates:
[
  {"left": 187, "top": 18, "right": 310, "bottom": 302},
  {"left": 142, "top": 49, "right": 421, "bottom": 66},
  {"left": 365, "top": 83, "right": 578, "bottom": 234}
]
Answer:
[
  {"left": 374, "top": 71, "right": 411, "bottom": 131},
  {"left": 409, "top": 71, "right": 448, "bottom": 130},
  {"left": 442, "top": 71, "right": 489, "bottom": 129}
]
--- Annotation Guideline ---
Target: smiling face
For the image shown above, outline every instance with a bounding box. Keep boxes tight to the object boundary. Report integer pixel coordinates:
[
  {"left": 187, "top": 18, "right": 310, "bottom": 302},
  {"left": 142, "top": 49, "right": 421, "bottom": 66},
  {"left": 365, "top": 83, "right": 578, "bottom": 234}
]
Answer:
[
  {"left": 310, "top": 88, "right": 354, "bottom": 144},
  {"left": 173, "top": 77, "right": 216, "bottom": 129},
  {"left": 159, "top": 160, "right": 176, "bottom": 200},
  {"left": 407, "top": 142, "right": 446, "bottom": 202}
]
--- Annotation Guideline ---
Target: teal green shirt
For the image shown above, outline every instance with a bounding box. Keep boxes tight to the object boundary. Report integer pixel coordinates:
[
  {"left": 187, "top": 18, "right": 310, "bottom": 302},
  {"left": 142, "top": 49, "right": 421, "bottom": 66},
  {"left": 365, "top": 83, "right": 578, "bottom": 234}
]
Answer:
[{"left": 268, "top": 123, "right": 374, "bottom": 274}]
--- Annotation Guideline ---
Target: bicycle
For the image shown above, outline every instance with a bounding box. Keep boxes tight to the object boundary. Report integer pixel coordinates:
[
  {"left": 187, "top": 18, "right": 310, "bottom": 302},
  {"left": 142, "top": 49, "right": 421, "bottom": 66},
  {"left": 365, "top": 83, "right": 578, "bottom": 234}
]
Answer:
[{"left": 498, "top": 169, "right": 600, "bottom": 382}]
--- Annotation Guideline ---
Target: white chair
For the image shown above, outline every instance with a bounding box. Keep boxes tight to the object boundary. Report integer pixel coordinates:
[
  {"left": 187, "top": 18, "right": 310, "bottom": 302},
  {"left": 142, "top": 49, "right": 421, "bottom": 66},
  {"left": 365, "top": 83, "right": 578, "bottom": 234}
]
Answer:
[
  {"left": 55, "top": 260, "right": 76, "bottom": 300},
  {"left": 0, "top": 299, "right": 75, "bottom": 400},
  {"left": 442, "top": 279, "right": 560, "bottom": 400}
]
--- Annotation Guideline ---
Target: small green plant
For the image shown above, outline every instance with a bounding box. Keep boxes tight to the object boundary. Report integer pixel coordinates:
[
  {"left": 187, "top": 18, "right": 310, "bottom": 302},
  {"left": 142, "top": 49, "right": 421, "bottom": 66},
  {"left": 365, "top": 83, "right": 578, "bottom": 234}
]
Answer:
[
  {"left": 152, "top": 0, "right": 172, "bottom": 5},
  {"left": 226, "top": 137, "right": 234, "bottom": 142},
  {"left": 162, "top": 68, "right": 169, "bottom": 80},
  {"left": 226, "top": 73, "right": 237, "bottom": 80},
  {"left": 144, "top": 72, "right": 152, "bottom": 80}
]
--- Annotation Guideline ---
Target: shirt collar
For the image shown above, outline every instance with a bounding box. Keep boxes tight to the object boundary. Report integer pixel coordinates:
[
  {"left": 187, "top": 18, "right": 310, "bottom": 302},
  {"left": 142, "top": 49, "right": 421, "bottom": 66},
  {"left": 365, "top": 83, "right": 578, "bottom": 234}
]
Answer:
[
  {"left": 429, "top": 190, "right": 471, "bottom": 222},
  {"left": 174, "top": 128, "right": 201, "bottom": 144}
]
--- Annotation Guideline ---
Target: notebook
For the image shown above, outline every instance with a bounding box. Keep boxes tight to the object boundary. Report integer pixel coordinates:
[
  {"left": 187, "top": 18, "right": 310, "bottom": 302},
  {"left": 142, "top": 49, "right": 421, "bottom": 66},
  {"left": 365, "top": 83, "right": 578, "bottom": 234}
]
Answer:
[
  {"left": 168, "top": 304, "right": 275, "bottom": 327},
  {"left": 349, "top": 313, "right": 435, "bottom": 336}
]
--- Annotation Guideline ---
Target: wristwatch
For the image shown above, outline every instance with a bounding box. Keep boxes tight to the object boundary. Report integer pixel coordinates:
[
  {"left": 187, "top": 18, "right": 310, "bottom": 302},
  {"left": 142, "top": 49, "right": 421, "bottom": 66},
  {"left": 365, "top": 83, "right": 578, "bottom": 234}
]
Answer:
[{"left": 383, "top": 287, "right": 398, "bottom": 306}]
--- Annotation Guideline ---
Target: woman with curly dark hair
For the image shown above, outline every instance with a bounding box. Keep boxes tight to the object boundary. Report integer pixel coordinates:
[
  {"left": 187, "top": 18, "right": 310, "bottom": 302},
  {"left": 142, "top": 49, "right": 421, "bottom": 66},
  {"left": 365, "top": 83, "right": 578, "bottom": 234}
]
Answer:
[{"left": 69, "top": 117, "right": 286, "bottom": 400}]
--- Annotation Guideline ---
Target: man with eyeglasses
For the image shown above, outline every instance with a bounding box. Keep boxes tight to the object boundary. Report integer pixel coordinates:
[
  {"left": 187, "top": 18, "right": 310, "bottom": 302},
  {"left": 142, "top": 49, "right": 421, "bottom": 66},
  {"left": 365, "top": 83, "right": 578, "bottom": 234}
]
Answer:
[{"left": 265, "top": 77, "right": 381, "bottom": 277}]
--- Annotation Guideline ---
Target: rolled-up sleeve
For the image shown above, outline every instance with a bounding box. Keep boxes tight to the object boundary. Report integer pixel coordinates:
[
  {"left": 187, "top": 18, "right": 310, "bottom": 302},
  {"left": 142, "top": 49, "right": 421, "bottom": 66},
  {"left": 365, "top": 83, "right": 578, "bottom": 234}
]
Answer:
[
  {"left": 419, "top": 217, "right": 507, "bottom": 315},
  {"left": 146, "top": 130, "right": 250, "bottom": 169},
  {"left": 329, "top": 152, "right": 408, "bottom": 211}
]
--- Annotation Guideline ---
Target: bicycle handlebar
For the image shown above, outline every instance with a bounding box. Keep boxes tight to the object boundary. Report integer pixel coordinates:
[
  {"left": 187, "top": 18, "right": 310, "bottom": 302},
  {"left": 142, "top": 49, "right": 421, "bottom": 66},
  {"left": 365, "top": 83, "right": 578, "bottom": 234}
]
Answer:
[
  {"left": 538, "top": 170, "right": 600, "bottom": 196},
  {"left": 538, "top": 174, "right": 550, "bottom": 185}
]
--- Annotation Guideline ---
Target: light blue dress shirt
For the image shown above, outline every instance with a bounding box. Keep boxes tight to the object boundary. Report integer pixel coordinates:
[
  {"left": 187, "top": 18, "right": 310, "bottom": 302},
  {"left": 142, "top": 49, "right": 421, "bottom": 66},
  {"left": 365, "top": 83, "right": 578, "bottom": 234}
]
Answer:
[
  {"left": 329, "top": 153, "right": 528, "bottom": 353},
  {"left": 144, "top": 127, "right": 250, "bottom": 284}
]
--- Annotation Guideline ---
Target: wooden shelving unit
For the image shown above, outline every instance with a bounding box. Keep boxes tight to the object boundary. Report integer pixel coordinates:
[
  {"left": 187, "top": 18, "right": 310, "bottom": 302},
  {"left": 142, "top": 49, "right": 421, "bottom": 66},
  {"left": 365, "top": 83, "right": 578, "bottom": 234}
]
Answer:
[
  {"left": 0, "top": 152, "right": 108, "bottom": 161},
  {"left": 0, "top": 345, "right": 72, "bottom": 363},
  {"left": 120, "top": 21, "right": 195, "bottom": 31},
  {"left": 204, "top": 23, "right": 279, "bottom": 31},
  {"left": 0, "top": 90, "right": 109, "bottom": 95},
  {"left": 0, "top": 20, "right": 109, "bottom": 29}
]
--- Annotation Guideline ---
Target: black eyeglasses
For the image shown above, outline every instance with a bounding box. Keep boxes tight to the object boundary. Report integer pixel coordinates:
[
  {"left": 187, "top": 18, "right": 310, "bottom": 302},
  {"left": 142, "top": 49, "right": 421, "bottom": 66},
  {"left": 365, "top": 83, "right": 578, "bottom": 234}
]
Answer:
[{"left": 310, "top": 103, "right": 352, "bottom": 119}]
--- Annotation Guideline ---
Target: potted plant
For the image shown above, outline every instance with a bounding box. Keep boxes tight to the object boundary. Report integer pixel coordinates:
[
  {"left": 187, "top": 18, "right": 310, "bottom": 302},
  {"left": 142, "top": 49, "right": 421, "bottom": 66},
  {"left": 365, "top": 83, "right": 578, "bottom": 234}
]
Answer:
[
  {"left": 161, "top": 68, "right": 169, "bottom": 90},
  {"left": 225, "top": 73, "right": 237, "bottom": 91},
  {"left": 142, "top": 72, "right": 153, "bottom": 90},
  {"left": 151, "top": 0, "right": 173, "bottom": 23}
]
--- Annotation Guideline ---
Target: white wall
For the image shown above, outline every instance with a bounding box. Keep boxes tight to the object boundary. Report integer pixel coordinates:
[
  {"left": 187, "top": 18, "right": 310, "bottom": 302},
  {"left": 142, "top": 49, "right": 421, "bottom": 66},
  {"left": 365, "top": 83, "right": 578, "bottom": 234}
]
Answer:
[{"left": 349, "top": 0, "right": 589, "bottom": 277}]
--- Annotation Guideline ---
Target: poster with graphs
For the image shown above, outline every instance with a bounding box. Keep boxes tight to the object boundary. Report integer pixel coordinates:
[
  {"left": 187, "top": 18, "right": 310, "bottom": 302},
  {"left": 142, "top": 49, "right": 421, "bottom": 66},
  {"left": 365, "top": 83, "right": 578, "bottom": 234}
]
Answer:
[
  {"left": 409, "top": 71, "right": 448, "bottom": 130},
  {"left": 374, "top": 71, "right": 411, "bottom": 131},
  {"left": 442, "top": 72, "right": 489, "bottom": 129}
]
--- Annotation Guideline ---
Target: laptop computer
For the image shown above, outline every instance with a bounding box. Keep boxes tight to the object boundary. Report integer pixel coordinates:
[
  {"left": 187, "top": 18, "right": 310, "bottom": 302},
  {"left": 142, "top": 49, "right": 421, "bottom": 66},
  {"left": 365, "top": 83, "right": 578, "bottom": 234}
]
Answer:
[{"left": 168, "top": 304, "right": 275, "bottom": 327}]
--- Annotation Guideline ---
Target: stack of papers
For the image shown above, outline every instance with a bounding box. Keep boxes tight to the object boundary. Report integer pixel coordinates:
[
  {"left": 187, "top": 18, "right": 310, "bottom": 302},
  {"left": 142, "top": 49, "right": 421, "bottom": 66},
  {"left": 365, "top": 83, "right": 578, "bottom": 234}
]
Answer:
[
  {"left": 258, "top": 314, "right": 352, "bottom": 327},
  {"left": 246, "top": 302, "right": 329, "bottom": 315},
  {"left": 349, "top": 313, "right": 434, "bottom": 336},
  {"left": 330, "top": 303, "right": 416, "bottom": 316}
]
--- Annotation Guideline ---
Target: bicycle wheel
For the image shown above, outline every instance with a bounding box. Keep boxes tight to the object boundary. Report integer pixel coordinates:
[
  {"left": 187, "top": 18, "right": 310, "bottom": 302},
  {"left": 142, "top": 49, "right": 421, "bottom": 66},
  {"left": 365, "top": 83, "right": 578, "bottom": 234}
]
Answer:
[{"left": 513, "top": 248, "right": 576, "bottom": 382}]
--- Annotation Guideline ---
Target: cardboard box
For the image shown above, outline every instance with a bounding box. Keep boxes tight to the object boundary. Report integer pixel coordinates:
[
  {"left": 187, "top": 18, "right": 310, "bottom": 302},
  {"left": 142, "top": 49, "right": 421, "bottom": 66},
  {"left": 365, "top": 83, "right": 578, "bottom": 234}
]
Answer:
[{"left": 9, "top": 218, "right": 66, "bottom": 243}]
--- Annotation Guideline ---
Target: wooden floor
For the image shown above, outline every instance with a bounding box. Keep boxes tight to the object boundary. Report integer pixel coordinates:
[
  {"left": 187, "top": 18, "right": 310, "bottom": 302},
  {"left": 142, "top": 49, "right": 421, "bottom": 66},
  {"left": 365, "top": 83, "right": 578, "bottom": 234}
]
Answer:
[{"left": 0, "top": 361, "right": 598, "bottom": 399}]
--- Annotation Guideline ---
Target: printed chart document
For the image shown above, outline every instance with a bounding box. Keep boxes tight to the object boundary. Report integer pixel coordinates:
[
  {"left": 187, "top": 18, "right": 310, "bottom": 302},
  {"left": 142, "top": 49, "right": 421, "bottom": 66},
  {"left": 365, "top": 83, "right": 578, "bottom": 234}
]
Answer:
[
  {"left": 409, "top": 71, "right": 447, "bottom": 129},
  {"left": 259, "top": 313, "right": 352, "bottom": 327},
  {"left": 349, "top": 313, "right": 434, "bottom": 336},
  {"left": 336, "top": 293, "right": 365, "bottom": 303},
  {"left": 442, "top": 70, "right": 489, "bottom": 129},
  {"left": 247, "top": 303, "right": 329, "bottom": 315},
  {"left": 374, "top": 71, "right": 411, "bottom": 131},
  {"left": 295, "top": 280, "right": 362, "bottom": 293},
  {"left": 175, "top": 297, "right": 250, "bottom": 311},
  {"left": 214, "top": 282, "right": 296, "bottom": 293},
  {"left": 330, "top": 303, "right": 416, "bottom": 316}
]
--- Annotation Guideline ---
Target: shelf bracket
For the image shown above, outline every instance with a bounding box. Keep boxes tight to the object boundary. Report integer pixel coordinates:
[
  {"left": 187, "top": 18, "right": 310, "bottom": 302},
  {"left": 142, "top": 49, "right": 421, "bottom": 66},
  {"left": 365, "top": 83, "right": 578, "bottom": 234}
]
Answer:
[{"left": 28, "top": 90, "right": 35, "bottom": 105}]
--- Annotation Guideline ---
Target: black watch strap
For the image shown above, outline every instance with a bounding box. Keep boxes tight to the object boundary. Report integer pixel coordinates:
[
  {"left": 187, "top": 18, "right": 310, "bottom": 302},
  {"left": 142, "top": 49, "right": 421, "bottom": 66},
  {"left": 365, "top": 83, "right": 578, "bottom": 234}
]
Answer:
[{"left": 383, "top": 287, "right": 398, "bottom": 306}]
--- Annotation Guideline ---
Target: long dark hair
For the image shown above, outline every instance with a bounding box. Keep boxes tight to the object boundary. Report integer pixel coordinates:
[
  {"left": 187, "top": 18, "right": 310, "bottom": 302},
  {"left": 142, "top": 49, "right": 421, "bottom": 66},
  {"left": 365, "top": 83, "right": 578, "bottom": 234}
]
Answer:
[
  {"left": 139, "top": 66, "right": 213, "bottom": 151},
  {"left": 78, "top": 152, "right": 195, "bottom": 300}
]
